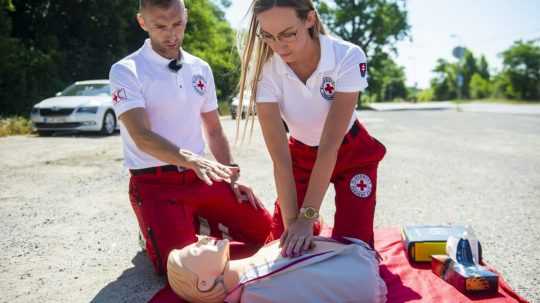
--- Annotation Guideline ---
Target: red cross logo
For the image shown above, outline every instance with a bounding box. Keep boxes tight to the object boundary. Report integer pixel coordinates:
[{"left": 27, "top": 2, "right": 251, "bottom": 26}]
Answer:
[
  {"left": 192, "top": 75, "right": 207, "bottom": 95},
  {"left": 349, "top": 174, "right": 372, "bottom": 198},
  {"left": 356, "top": 179, "right": 368, "bottom": 191},
  {"left": 325, "top": 83, "right": 335, "bottom": 95},
  {"left": 197, "top": 80, "right": 205, "bottom": 90},
  {"left": 320, "top": 77, "right": 336, "bottom": 100},
  {"left": 112, "top": 88, "right": 127, "bottom": 105}
]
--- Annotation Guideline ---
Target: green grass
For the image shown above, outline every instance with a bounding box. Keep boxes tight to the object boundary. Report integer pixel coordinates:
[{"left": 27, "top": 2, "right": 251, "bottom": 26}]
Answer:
[{"left": 0, "top": 116, "right": 33, "bottom": 137}]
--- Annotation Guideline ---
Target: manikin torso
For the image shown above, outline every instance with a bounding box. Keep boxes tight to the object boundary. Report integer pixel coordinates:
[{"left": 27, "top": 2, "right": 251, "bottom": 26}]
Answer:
[{"left": 168, "top": 236, "right": 387, "bottom": 303}]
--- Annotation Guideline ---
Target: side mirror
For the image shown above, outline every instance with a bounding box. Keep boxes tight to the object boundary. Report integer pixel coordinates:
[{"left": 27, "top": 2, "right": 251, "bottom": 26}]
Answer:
[{"left": 55, "top": 92, "right": 62, "bottom": 97}]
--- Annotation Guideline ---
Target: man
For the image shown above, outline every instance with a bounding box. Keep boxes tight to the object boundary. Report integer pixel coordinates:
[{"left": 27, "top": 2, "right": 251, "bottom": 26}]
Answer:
[{"left": 109, "top": 0, "right": 272, "bottom": 275}]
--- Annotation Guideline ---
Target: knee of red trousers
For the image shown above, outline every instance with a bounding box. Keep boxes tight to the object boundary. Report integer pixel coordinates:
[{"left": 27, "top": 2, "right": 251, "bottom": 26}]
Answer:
[
  {"left": 129, "top": 182, "right": 198, "bottom": 275},
  {"left": 332, "top": 196, "right": 376, "bottom": 248}
]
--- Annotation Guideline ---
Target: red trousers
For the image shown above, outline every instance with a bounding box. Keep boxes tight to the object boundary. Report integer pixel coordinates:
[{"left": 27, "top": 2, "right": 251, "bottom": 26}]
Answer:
[
  {"left": 270, "top": 120, "right": 386, "bottom": 248},
  {"left": 128, "top": 169, "right": 272, "bottom": 275}
]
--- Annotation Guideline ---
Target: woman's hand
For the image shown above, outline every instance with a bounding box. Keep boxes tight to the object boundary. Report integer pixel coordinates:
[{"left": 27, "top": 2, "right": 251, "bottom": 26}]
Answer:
[{"left": 279, "top": 218, "right": 315, "bottom": 258}]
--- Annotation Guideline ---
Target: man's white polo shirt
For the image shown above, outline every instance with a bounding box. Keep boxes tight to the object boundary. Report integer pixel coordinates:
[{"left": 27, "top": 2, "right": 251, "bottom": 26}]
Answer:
[
  {"left": 256, "top": 34, "right": 369, "bottom": 146},
  {"left": 109, "top": 39, "right": 218, "bottom": 169}
]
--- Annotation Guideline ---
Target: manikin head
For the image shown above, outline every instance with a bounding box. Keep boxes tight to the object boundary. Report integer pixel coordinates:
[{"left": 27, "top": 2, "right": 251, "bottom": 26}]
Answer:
[{"left": 167, "top": 237, "right": 230, "bottom": 303}]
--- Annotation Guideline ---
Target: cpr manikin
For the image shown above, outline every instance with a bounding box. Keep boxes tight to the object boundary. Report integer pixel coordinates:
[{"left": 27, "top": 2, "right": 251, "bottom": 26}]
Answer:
[{"left": 167, "top": 236, "right": 387, "bottom": 303}]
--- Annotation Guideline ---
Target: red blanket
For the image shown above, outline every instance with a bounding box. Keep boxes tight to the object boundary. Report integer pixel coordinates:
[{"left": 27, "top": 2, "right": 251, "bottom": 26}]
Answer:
[{"left": 149, "top": 227, "right": 528, "bottom": 303}]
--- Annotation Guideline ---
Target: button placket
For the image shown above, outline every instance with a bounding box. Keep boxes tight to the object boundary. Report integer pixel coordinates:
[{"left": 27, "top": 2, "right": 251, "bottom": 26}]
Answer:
[{"left": 176, "top": 71, "right": 184, "bottom": 89}]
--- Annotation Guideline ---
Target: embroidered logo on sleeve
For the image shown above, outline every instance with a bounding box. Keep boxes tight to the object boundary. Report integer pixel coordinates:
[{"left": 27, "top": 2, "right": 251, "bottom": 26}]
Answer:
[
  {"left": 320, "top": 77, "right": 336, "bottom": 101},
  {"left": 359, "top": 63, "right": 367, "bottom": 78},
  {"left": 350, "top": 174, "right": 372, "bottom": 198},
  {"left": 112, "top": 88, "right": 128, "bottom": 105},
  {"left": 192, "top": 75, "right": 207, "bottom": 96}
]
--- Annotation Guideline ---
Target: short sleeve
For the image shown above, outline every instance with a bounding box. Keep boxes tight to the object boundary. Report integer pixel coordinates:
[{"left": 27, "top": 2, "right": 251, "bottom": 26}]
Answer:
[
  {"left": 201, "top": 65, "right": 219, "bottom": 113},
  {"left": 109, "top": 62, "right": 146, "bottom": 117},
  {"left": 256, "top": 61, "right": 280, "bottom": 103},
  {"left": 335, "top": 47, "right": 369, "bottom": 93}
]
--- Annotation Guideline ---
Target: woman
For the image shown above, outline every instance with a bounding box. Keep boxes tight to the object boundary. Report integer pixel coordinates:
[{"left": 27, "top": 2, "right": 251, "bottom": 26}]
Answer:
[{"left": 237, "top": 0, "right": 386, "bottom": 258}]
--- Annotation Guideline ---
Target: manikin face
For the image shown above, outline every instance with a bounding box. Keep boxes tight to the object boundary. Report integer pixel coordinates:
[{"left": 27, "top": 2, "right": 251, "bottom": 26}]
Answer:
[
  {"left": 256, "top": 6, "right": 317, "bottom": 64},
  {"left": 178, "top": 237, "right": 230, "bottom": 291},
  {"left": 137, "top": 1, "right": 187, "bottom": 59}
]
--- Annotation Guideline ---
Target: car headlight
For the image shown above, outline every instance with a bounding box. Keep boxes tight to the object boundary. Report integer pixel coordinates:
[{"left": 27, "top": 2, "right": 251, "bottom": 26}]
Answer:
[
  {"left": 76, "top": 106, "right": 98, "bottom": 114},
  {"left": 31, "top": 107, "right": 39, "bottom": 114}
]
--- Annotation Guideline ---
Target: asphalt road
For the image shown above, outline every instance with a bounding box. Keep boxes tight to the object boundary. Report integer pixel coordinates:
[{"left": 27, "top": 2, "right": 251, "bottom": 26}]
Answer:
[{"left": 0, "top": 109, "right": 538, "bottom": 302}]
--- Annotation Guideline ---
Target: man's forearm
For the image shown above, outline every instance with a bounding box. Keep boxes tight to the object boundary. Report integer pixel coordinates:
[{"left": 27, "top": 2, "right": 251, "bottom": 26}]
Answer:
[
  {"left": 206, "top": 131, "right": 234, "bottom": 165},
  {"left": 134, "top": 128, "right": 194, "bottom": 167}
]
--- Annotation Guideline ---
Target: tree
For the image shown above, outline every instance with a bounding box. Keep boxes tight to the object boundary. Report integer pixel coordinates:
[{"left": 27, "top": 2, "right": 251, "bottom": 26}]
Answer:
[
  {"left": 430, "top": 58, "right": 457, "bottom": 100},
  {"left": 460, "top": 49, "right": 478, "bottom": 99},
  {"left": 477, "top": 55, "right": 490, "bottom": 80},
  {"left": 0, "top": 0, "right": 239, "bottom": 116},
  {"left": 499, "top": 40, "right": 540, "bottom": 100},
  {"left": 469, "top": 73, "right": 491, "bottom": 99},
  {"left": 429, "top": 48, "right": 491, "bottom": 100},
  {"left": 315, "top": 0, "right": 410, "bottom": 103},
  {"left": 184, "top": 0, "right": 240, "bottom": 102},
  {"left": 366, "top": 52, "right": 407, "bottom": 102}
]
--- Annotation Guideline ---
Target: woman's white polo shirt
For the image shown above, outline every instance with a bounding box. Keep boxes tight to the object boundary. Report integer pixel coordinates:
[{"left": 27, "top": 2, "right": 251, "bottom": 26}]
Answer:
[{"left": 256, "top": 34, "right": 368, "bottom": 146}]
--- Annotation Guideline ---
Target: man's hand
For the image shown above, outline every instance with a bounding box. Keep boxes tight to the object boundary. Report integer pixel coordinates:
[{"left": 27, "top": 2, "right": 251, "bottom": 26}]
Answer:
[
  {"left": 230, "top": 180, "right": 265, "bottom": 210},
  {"left": 180, "top": 149, "right": 235, "bottom": 185}
]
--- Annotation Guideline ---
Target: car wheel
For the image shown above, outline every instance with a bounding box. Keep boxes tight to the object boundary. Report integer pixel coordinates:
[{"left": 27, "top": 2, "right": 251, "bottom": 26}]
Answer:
[
  {"left": 231, "top": 112, "right": 236, "bottom": 120},
  {"left": 241, "top": 111, "right": 246, "bottom": 119},
  {"left": 37, "top": 130, "right": 53, "bottom": 137},
  {"left": 101, "top": 110, "right": 116, "bottom": 136}
]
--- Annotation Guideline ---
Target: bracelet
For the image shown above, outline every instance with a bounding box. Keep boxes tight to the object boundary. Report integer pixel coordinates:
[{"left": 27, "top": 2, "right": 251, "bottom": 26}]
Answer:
[{"left": 228, "top": 163, "right": 239, "bottom": 168}]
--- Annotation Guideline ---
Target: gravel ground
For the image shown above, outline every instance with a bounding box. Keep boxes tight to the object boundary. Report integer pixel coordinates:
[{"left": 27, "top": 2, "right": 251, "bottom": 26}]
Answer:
[{"left": 0, "top": 110, "right": 538, "bottom": 302}]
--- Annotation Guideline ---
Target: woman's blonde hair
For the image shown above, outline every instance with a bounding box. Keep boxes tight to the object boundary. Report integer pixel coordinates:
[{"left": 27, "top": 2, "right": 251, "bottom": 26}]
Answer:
[{"left": 235, "top": 0, "right": 326, "bottom": 142}]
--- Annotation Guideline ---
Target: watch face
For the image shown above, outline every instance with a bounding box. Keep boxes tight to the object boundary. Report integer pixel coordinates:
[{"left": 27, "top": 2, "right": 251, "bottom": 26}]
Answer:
[
  {"left": 301, "top": 207, "right": 318, "bottom": 219},
  {"left": 305, "top": 208, "right": 316, "bottom": 218}
]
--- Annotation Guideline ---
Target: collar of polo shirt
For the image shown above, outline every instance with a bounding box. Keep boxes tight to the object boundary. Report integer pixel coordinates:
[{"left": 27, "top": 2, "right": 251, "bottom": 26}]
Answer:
[
  {"left": 142, "top": 39, "right": 187, "bottom": 68},
  {"left": 273, "top": 34, "right": 336, "bottom": 77}
]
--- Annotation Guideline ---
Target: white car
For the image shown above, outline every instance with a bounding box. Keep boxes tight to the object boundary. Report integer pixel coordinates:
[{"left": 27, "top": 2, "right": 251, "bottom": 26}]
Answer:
[
  {"left": 30, "top": 80, "right": 118, "bottom": 136},
  {"left": 230, "top": 93, "right": 254, "bottom": 119}
]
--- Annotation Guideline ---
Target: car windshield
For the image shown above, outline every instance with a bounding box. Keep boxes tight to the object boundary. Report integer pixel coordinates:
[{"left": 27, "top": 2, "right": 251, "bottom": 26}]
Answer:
[{"left": 60, "top": 83, "right": 111, "bottom": 97}]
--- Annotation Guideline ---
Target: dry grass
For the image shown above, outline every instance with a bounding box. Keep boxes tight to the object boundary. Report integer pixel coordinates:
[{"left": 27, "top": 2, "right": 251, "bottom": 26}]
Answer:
[{"left": 0, "top": 116, "right": 33, "bottom": 137}]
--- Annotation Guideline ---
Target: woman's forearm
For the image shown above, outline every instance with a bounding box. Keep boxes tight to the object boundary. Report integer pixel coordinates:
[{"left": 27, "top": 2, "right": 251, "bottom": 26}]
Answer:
[
  {"left": 273, "top": 160, "right": 299, "bottom": 228},
  {"left": 301, "top": 146, "right": 339, "bottom": 211}
]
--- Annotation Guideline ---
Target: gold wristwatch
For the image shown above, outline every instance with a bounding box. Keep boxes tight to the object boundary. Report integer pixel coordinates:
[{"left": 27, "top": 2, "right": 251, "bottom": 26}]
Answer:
[{"left": 298, "top": 207, "right": 319, "bottom": 220}]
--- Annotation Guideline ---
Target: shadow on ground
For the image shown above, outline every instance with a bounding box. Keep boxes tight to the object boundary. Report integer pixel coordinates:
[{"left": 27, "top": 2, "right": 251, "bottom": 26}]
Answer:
[{"left": 90, "top": 251, "right": 164, "bottom": 303}]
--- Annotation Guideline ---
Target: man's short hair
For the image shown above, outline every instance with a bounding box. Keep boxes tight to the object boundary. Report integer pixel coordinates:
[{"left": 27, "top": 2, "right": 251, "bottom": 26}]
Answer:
[{"left": 139, "top": 0, "right": 182, "bottom": 11}]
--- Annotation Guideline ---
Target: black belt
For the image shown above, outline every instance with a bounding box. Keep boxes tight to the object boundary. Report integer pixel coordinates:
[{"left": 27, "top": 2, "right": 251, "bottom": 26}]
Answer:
[
  {"left": 342, "top": 120, "right": 361, "bottom": 144},
  {"left": 129, "top": 165, "right": 186, "bottom": 176}
]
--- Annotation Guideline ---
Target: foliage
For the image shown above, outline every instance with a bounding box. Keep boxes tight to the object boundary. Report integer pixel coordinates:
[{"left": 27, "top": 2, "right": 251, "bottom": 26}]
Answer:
[
  {"left": 499, "top": 40, "right": 540, "bottom": 100},
  {"left": 315, "top": 0, "right": 410, "bottom": 103},
  {"left": 184, "top": 0, "right": 240, "bottom": 102},
  {"left": 428, "top": 41, "right": 540, "bottom": 102},
  {"left": 416, "top": 88, "right": 434, "bottom": 102},
  {"left": 364, "top": 52, "right": 407, "bottom": 102},
  {"left": 469, "top": 73, "right": 492, "bottom": 99},
  {"left": 0, "top": 116, "right": 32, "bottom": 137},
  {"left": 0, "top": 0, "right": 239, "bottom": 116}
]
